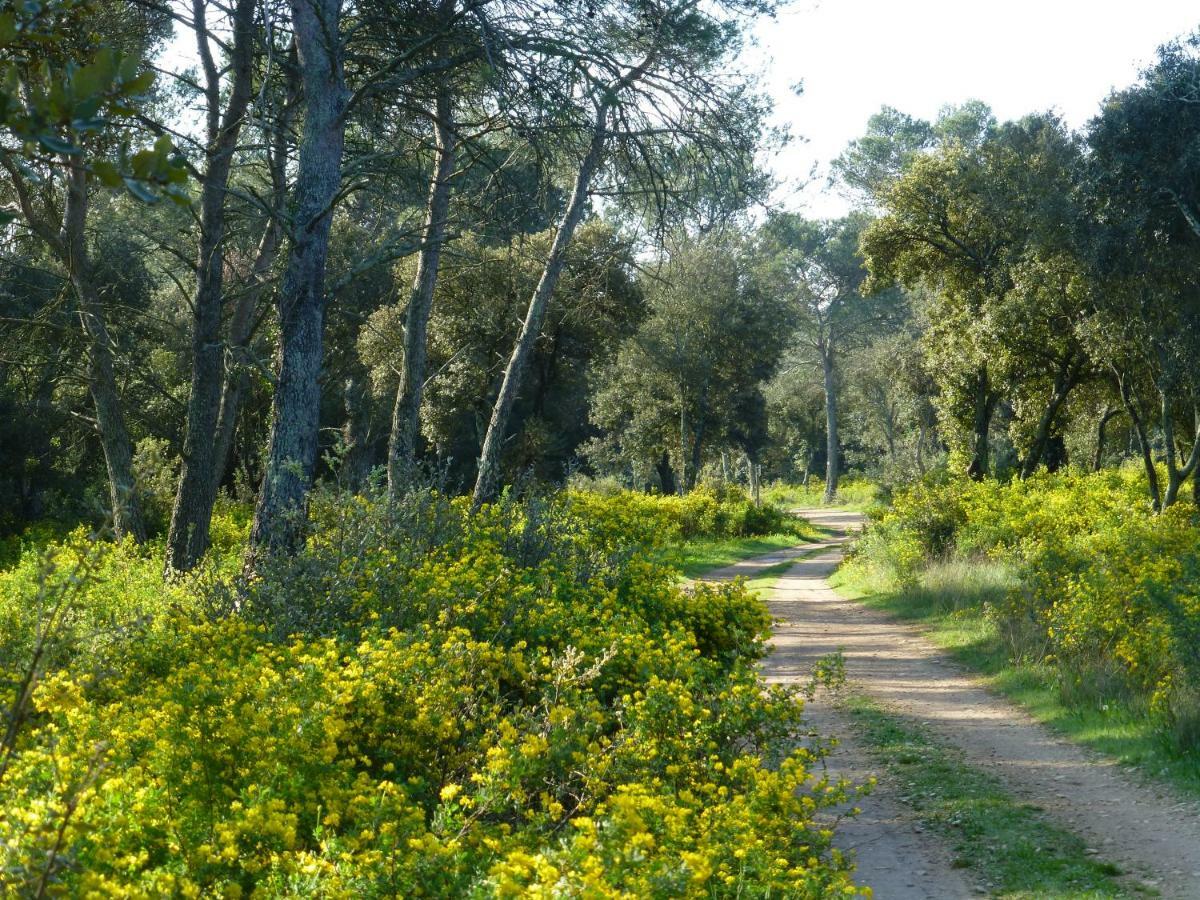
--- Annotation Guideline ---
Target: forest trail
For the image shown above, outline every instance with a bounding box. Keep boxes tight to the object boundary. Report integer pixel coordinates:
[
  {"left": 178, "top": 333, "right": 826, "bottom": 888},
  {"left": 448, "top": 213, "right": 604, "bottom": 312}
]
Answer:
[{"left": 703, "top": 509, "right": 1200, "bottom": 899}]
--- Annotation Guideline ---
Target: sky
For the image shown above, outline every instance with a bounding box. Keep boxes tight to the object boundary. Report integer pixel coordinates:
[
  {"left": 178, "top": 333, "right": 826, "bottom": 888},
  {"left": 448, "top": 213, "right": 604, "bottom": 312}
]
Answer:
[{"left": 752, "top": 0, "right": 1200, "bottom": 217}]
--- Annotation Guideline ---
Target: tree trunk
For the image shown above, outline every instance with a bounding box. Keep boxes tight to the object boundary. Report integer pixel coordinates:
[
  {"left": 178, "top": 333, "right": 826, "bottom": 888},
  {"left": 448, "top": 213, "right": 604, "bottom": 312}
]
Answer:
[
  {"left": 387, "top": 84, "right": 456, "bottom": 497},
  {"left": 1118, "top": 373, "right": 1161, "bottom": 511},
  {"left": 472, "top": 102, "right": 609, "bottom": 507},
  {"left": 1161, "top": 398, "right": 1200, "bottom": 509},
  {"left": 166, "top": 0, "right": 256, "bottom": 573},
  {"left": 748, "top": 457, "right": 761, "bottom": 507},
  {"left": 687, "top": 420, "right": 705, "bottom": 492},
  {"left": 212, "top": 42, "right": 298, "bottom": 492},
  {"left": 966, "top": 364, "right": 992, "bottom": 481},
  {"left": 341, "top": 369, "right": 374, "bottom": 490},
  {"left": 655, "top": 450, "right": 677, "bottom": 496},
  {"left": 915, "top": 417, "right": 927, "bottom": 476},
  {"left": 1019, "top": 354, "right": 1075, "bottom": 480},
  {"left": 64, "top": 162, "right": 145, "bottom": 542},
  {"left": 821, "top": 348, "right": 839, "bottom": 504},
  {"left": 1092, "top": 405, "right": 1118, "bottom": 472},
  {"left": 249, "top": 0, "right": 347, "bottom": 558}
]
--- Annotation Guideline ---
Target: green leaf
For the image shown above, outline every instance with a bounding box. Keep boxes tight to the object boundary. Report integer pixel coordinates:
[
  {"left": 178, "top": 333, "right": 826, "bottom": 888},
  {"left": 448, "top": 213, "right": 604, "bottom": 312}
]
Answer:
[
  {"left": 36, "top": 133, "right": 79, "bottom": 155},
  {"left": 92, "top": 158, "right": 122, "bottom": 187},
  {"left": 123, "top": 176, "right": 157, "bottom": 203}
]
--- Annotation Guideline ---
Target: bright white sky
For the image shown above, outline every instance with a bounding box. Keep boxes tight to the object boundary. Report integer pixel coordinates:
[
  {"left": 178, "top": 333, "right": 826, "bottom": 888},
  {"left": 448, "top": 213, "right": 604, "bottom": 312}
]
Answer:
[{"left": 752, "top": 0, "right": 1199, "bottom": 217}]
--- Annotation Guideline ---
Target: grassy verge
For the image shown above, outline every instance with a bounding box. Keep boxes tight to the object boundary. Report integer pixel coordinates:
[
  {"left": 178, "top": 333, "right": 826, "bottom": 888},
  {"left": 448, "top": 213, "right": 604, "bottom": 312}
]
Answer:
[
  {"left": 832, "top": 560, "right": 1200, "bottom": 799},
  {"left": 668, "top": 507, "right": 832, "bottom": 579},
  {"left": 764, "top": 480, "right": 880, "bottom": 512},
  {"left": 843, "top": 693, "right": 1136, "bottom": 898}
]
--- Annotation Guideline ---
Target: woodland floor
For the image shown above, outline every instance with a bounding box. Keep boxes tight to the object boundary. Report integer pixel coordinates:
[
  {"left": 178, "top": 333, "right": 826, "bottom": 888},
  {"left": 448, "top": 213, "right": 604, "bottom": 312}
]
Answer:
[{"left": 702, "top": 510, "right": 1200, "bottom": 899}]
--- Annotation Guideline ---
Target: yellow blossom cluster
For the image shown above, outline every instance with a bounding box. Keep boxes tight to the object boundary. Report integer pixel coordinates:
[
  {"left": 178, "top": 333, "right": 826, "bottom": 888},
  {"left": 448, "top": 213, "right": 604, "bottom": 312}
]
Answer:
[{"left": 0, "top": 491, "right": 858, "bottom": 896}]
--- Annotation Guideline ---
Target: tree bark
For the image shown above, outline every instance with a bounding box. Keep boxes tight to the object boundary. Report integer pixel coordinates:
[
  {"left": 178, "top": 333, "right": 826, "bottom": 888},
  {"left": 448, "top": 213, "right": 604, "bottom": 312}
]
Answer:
[
  {"left": 471, "top": 102, "right": 609, "bottom": 507},
  {"left": 687, "top": 418, "right": 706, "bottom": 492},
  {"left": 341, "top": 369, "right": 374, "bottom": 490},
  {"left": 1091, "top": 405, "right": 1118, "bottom": 472},
  {"left": 655, "top": 450, "right": 677, "bottom": 495},
  {"left": 211, "top": 64, "right": 297, "bottom": 493},
  {"left": 166, "top": 0, "right": 257, "bottom": 573},
  {"left": 63, "top": 162, "right": 146, "bottom": 542},
  {"left": 249, "top": 0, "right": 348, "bottom": 558},
  {"left": 1161, "top": 398, "right": 1200, "bottom": 508},
  {"left": 387, "top": 84, "right": 456, "bottom": 497},
  {"left": 915, "top": 417, "right": 927, "bottom": 476},
  {"left": 966, "top": 364, "right": 993, "bottom": 481},
  {"left": 821, "top": 347, "right": 839, "bottom": 504},
  {"left": 1019, "top": 353, "right": 1076, "bottom": 480},
  {"left": 1117, "top": 373, "right": 1161, "bottom": 511}
]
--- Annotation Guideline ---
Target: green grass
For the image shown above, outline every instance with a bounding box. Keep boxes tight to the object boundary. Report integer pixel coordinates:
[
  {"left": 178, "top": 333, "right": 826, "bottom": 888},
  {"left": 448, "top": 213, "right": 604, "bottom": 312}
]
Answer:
[
  {"left": 764, "top": 478, "right": 879, "bottom": 512},
  {"left": 843, "top": 693, "right": 1137, "bottom": 898},
  {"left": 832, "top": 559, "right": 1200, "bottom": 799},
  {"left": 669, "top": 533, "right": 811, "bottom": 579}
]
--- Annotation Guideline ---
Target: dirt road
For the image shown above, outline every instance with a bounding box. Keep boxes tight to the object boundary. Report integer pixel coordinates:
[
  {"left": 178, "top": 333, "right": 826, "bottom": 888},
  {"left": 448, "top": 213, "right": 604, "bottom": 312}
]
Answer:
[{"left": 704, "top": 509, "right": 1200, "bottom": 899}]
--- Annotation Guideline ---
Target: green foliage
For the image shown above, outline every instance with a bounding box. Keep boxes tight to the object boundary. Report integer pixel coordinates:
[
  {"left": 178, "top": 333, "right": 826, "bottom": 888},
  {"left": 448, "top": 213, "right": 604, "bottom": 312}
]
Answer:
[
  {"left": 567, "top": 483, "right": 800, "bottom": 546},
  {"left": 0, "top": 492, "right": 857, "bottom": 896},
  {"left": 848, "top": 469, "right": 1200, "bottom": 751}
]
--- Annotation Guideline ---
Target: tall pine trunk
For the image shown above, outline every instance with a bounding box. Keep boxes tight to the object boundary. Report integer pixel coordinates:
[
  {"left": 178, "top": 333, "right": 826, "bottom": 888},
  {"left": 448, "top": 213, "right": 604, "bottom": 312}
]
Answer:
[
  {"left": 166, "top": 0, "right": 256, "bottom": 572},
  {"left": 249, "top": 0, "right": 347, "bottom": 558},
  {"left": 821, "top": 346, "right": 839, "bottom": 504},
  {"left": 387, "top": 86, "right": 456, "bottom": 497},
  {"left": 64, "top": 163, "right": 145, "bottom": 542},
  {"left": 472, "top": 103, "right": 609, "bottom": 507},
  {"left": 211, "top": 71, "right": 296, "bottom": 492}
]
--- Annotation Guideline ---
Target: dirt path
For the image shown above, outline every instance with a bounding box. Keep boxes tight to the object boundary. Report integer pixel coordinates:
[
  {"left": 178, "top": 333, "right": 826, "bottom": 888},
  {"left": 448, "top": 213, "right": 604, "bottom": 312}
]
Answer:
[{"left": 705, "top": 509, "right": 1200, "bottom": 899}]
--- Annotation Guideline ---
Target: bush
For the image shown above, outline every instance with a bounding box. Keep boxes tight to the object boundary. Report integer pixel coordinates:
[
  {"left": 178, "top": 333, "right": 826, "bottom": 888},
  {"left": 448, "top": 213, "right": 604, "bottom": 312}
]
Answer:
[
  {"left": 847, "top": 467, "right": 1200, "bottom": 751},
  {"left": 567, "top": 483, "right": 801, "bottom": 546},
  {"left": 0, "top": 491, "right": 857, "bottom": 897}
]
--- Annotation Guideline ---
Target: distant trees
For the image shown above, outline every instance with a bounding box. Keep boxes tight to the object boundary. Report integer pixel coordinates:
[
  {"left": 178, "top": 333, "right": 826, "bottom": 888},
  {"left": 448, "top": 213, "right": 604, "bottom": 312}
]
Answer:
[
  {"left": 838, "top": 33, "right": 1200, "bottom": 508},
  {"left": 760, "top": 212, "right": 903, "bottom": 502},
  {"left": 588, "top": 232, "right": 792, "bottom": 492}
]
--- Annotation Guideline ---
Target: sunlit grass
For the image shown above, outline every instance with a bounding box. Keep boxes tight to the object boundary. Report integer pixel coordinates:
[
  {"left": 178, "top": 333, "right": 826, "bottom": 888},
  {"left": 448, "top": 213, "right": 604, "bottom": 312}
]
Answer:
[{"left": 670, "top": 533, "right": 813, "bottom": 580}]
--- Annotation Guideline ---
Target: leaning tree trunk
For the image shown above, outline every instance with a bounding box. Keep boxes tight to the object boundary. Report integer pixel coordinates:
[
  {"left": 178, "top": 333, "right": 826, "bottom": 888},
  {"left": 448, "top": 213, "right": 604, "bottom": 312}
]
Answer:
[
  {"left": 249, "top": 0, "right": 347, "bottom": 558},
  {"left": 1118, "top": 373, "right": 1161, "bottom": 511},
  {"left": 1019, "top": 354, "right": 1075, "bottom": 480},
  {"left": 1092, "top": 405, "right": 1118, "bottom": 472},
  {"left": 821, "top": 348, "right": 839, "bottom": 505},
  {"left": 387, "top": 86, "right": 456, "bottom": 497},
  {"left": 472, "top": 103, "right": 609, "bottom": 508},
  {"left": 165, "top": 0, "right": 256, "bottom": 573},
  {"left": 64, "top": 162, "right": 146, "bottom": 543},
  {"left": 1161, "top": 397, "right": 1200, "bottom": 509},
  {"left": 966, "top": 364, "right": 992, "bottom": 481}
]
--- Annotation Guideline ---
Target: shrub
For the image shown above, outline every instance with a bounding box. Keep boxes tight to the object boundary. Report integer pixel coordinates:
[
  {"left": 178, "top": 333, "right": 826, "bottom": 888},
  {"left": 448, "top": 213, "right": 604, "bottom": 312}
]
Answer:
[
  {"left": 0, "top": 491, "right": 857, "bottom": 897},
  {"left": 567, "top": 484, "right": 801, "bottom": 545},
  {"left": 848, "top": 467, "right": 1200, "bottom": 751}
]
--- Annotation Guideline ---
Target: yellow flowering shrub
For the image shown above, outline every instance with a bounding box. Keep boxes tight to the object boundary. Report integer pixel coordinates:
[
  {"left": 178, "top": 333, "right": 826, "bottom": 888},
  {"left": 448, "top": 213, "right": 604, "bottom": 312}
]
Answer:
[
  {"left": 0, "top": 490, "right": 858, "bottom": 896},
  {"left": 850, "top": 468, "right": 1200, "bottom": 747},
  {"left": 565, "top": 483, "right": 800, "bottom": 545}
]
